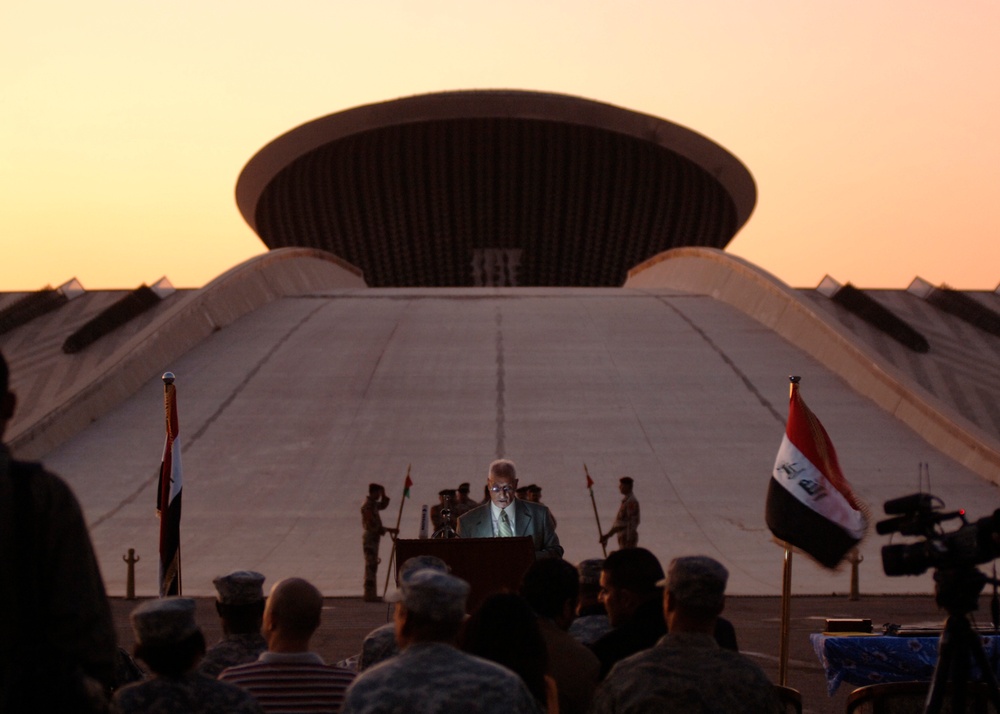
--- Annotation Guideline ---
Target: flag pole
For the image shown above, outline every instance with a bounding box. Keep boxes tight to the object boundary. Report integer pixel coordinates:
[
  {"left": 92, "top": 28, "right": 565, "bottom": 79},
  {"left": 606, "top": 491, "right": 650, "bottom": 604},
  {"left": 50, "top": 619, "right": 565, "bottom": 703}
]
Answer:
[
  {"left": 585, "top": 464, "right": 608, "bottom": 558},
  {"left": 157, "top": 372, "right": 183, "bottom": 597},
  {"left": 779, "top": 543, "right": 792, "bottom": 685},
  {"left": 777, "top": 375, "right": 800, "bottom": 686},
  {"left": 382, "top": 464, "right": 410, "bottom": 597}
]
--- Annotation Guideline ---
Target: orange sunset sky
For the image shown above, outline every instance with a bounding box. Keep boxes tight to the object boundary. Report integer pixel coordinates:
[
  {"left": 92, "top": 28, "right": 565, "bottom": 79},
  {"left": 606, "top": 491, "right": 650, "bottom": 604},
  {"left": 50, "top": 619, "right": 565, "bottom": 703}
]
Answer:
[{"left": 3, "top": 1, "right": 999, "bottom": 291}]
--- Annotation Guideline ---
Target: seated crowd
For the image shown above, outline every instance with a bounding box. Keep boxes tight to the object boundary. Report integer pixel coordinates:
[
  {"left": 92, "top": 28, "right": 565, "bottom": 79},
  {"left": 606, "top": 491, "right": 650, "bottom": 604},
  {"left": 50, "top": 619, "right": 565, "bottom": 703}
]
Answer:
[{"left": 64, "top": 551, "right": 783, "bottom": 713}]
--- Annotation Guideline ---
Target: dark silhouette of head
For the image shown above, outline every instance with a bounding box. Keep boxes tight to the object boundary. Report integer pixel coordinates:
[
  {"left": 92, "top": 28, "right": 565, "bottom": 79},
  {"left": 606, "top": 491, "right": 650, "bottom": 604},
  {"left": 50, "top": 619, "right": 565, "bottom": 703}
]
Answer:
[{"left": 461, "top": 593, "right": 548, "bottom": 706}]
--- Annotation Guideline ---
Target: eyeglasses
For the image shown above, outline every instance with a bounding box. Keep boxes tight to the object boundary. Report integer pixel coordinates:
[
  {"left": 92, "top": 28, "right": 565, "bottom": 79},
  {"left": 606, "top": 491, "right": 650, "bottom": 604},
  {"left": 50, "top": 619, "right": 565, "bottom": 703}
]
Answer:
[{"left": 489, "top": 485, "right": 514, "bottom": 494}]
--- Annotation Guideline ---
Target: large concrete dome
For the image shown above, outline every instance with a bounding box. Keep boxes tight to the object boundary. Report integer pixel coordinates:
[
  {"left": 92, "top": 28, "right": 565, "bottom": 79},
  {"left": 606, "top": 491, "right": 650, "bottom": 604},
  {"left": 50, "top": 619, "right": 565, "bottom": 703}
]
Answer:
[{"left": 236, "top": 90, "right": 756, "bottom": 287}]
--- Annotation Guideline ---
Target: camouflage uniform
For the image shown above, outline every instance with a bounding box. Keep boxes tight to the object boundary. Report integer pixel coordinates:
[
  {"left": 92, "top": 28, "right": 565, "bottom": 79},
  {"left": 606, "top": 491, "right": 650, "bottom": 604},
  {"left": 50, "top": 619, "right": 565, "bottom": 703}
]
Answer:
[
  {"left": 358, "top": 623, "right": 398, "bottom": 671},
  {"left": 591, "top": 632, "right": 782, "bottom": 714},
  {"left": 355, "top": 556, "right": 451, "bottom": 672},
  {"left": 112, "top": 672, "right": 264, "bottom": 713},
  {"left": 360, "top": 492, "right": 389, "bottom": 600},
  {"left": 342, "top": 642, "right": 541, "bottom": 714},
  {"left": 199, "top": 632, "right": 268, "bottom": 679},
  {"left": 568, "top": 612, "right": 612, "bottom": 646},
  {"left": 612, "top": 491, "right": 640, "bottom": 549}
]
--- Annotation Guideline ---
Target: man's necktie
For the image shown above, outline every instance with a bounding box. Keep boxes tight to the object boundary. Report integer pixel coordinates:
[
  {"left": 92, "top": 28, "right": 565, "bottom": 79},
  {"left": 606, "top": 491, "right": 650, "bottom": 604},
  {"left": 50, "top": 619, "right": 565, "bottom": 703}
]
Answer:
[{"left": 498, "top": 509, "right": 513, "bottom": 537}]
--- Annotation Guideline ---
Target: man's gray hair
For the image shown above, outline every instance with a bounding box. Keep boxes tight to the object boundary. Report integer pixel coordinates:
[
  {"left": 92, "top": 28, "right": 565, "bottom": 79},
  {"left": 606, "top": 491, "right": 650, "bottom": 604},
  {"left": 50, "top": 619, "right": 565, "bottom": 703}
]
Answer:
[
  {"left": 660, "top": 556, "right": 728, "bottom": 615},
  {"left": 489, "top": 459, "right": 516, "bottom": 481}
]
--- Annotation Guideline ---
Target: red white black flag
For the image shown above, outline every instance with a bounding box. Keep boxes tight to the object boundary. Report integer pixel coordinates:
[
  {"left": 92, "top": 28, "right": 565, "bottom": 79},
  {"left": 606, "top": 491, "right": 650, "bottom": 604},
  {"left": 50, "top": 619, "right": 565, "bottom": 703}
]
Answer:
[
  {"left": 765, "top": 378, "right": 867, "bottom": 568},
  {"left": 156, "top": 374, "right": 182, "bottom": 596}
]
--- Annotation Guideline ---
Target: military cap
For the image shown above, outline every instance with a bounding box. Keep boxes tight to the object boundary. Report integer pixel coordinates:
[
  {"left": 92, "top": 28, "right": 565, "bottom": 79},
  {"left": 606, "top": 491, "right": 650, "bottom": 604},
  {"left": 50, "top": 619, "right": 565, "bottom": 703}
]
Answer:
[
  {"left": 386, "top": 569, "right": 469, "bottom": 622},
  {"left": 438, "top": 488, "right": 454, "bottom": 497},
  {"left": 399, "top": 555, "right": 450, "bottom": 579},
  {"left": 658, "top": 556, "right": 728, "bottom": 611},
  {"left": 213, "top": 570, "right": 266, "bottom": 605},
  {"left": 577, "top": 558, "right": 605, "bottom": 587},
  {"left": 619, "top": 476, "right": 634, "bottom": 486},
  {"left": 527, "top": 484, "right": 541, "bottom": 493},
  {"left": 130, "top": 597, "right": 199, "bottom": 646},
  {"left": 457, "top": 482, "right": 470, "bottom": 493}
]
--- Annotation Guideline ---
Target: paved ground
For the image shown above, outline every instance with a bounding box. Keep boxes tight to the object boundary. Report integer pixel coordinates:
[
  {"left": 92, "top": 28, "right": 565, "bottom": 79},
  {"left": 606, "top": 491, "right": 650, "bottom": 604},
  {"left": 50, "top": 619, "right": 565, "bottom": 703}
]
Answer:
[{"left": 110, "top": 592, "right": 979, "bottom": 714}]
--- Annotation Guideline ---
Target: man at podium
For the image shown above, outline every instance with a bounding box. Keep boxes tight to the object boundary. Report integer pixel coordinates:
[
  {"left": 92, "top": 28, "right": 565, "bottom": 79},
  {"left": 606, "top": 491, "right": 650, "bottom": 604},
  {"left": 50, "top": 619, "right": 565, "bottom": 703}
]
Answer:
[{"left": 457, "top": 459, "right": 563, "bottom": 559}]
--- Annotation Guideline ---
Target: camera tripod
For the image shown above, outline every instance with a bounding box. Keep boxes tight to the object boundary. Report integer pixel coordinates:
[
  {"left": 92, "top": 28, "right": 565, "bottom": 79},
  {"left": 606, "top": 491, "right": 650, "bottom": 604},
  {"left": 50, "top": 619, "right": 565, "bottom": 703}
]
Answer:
[{"left": 924, "top": 567, "right": 1000, "bottom": 714}]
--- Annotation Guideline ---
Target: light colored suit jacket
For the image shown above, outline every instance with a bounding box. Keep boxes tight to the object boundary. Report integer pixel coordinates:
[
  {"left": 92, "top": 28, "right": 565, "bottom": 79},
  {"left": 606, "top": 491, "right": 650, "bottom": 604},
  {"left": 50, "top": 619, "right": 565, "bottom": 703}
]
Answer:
[{"left": 457, "top": 499, "right": 563, "bottom": 559}]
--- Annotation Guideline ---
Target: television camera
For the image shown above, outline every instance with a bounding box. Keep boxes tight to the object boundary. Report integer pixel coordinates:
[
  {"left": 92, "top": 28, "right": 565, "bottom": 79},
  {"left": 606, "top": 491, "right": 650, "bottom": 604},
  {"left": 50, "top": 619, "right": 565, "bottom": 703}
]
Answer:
[
  {"left": 877, "top": 493, "right": 1000, "bottom": 577},
  {"left": 877, "top": 493, "right": 1000, "bottom": 714}
]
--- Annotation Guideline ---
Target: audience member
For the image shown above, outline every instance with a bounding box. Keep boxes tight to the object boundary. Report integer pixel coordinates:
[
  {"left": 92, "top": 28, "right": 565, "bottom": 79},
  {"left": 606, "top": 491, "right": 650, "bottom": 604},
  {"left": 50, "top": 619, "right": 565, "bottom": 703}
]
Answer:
[
  {"left": 0, "top": 350, "right": 117, "bottom": 712},
  {"left": 568, "top": 559, "right": 611, "bottom": 645},
  {"left": 342, "top": 570, "right": 540, "bottom": 714},
  {"left": 457, "top": 459, "right": 563, "bottom": 559},
  {"left": 199, "top": 570, "right": 268, "bottom": 678},
  {"left": 112, "top": 647, "right": 146, "bottom": 693},
  {"left": 357, "top": 555, "right": 450, "bottom": 671},
  {"left": 590, "top": 548, "right": 738, "bottom": 678},
  {"left": 113, "top": 598, "right": 262, "bottom": 714},
  {"left": 220, "top": 578, "right": 354, "bottom": 713},
  {"left": 521, "top": 558, "right": 600, "bottom": 714},
  {"left": 461, "top": 592, "right": 555, "bottom": 711},
  {"left": 591, "top": 556, "right": 782, "bottom": 713}
]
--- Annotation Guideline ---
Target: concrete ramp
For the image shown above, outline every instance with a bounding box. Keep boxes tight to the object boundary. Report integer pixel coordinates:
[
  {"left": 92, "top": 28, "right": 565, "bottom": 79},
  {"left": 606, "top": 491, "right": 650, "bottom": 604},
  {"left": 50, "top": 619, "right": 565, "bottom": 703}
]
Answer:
[{"left": 43, "top": 287, "right": 996, "bottom": 597}]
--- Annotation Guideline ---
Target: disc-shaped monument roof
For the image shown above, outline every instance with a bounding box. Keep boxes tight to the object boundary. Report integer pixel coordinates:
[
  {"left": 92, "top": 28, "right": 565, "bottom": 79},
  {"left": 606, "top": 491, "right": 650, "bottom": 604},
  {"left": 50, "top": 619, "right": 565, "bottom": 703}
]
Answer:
[{"left": 236, "top": 90, "right": 756, "bottom": 287}]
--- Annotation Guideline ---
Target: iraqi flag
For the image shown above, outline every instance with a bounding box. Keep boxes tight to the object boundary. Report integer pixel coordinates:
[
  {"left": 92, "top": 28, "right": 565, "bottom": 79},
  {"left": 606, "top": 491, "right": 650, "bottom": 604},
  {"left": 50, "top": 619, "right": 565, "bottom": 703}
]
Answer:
[
  {"left": 156, "top": 375, "right": 182, "bottom": 596},
  {"left": 765, "top": 378, "right": 867, "bottom": 568}
]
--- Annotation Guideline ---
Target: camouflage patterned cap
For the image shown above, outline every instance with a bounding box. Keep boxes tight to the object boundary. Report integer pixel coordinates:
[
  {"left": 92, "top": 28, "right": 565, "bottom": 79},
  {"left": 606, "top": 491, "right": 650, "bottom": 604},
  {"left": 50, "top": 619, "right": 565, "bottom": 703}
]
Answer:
[
  {"left": 130, "top": 597, "right": 200, "bottom": 646},
  {"left": 399, "top": 555, "right": 449, "bottom": 579},
  {"left": 658, "top": 556, "right": 728, "bottom": 611},
  {"left": 213, "top": 570, "right": 266, "bottom": 605},
  {"left": 386, "top": 569, "right": 469, "bottom": 622},
  {"left": 577, "top": 558, "right": 605, "bottom": 587}
]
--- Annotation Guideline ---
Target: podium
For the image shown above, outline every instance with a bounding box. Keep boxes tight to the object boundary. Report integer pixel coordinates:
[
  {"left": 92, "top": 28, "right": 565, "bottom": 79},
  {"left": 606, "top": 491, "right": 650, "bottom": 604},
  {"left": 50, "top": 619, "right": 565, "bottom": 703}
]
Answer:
[{"left": 394, "top": 537, "right": 535, "bottom": 612}]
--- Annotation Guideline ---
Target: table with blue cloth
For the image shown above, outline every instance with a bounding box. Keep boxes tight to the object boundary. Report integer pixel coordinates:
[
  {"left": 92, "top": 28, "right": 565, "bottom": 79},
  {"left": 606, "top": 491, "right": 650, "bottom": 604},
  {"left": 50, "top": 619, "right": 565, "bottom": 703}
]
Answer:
[{"left": 811, "top": 633, "right": 1000, "bottom": 695}]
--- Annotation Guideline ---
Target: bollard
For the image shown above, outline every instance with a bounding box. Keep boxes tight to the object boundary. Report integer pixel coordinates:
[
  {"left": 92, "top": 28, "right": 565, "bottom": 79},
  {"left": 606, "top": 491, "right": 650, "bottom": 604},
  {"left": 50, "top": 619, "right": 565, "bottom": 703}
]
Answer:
[
  {"left": 123, "top": 548, "right": 140, "bottom": 600},
  {"left": 848, "top": 548, "right": 863, "bottom": 601}
]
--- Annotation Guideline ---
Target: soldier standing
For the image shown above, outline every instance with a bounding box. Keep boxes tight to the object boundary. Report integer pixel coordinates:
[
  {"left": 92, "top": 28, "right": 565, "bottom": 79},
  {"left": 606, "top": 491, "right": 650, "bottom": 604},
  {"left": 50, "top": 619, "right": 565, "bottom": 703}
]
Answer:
[
  {"left": 527, "top": 483, "right": 556, "bottom": 528},
  {"left": 429, "top": 489, "right": 454, "bottom": 533},
  {"left": 361, "top": 483, "right": 397, "bottom": 602},
  {"left": 600, "top": 477, "right": 639, "bottom": 550},
  {"left": 451, "top": 483, "right": 474, "bottom": 519}
]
